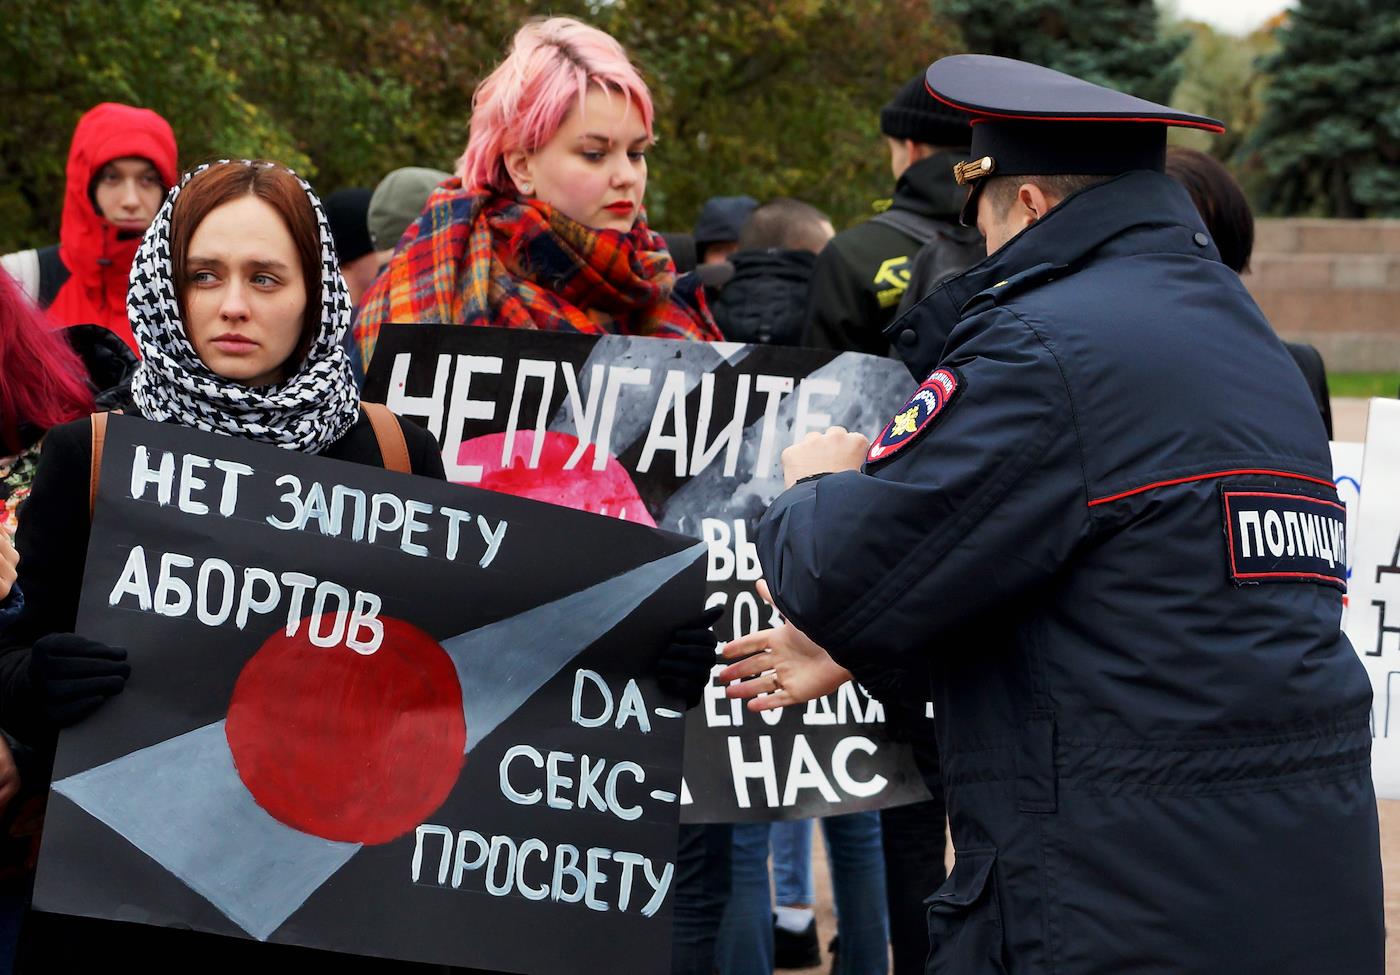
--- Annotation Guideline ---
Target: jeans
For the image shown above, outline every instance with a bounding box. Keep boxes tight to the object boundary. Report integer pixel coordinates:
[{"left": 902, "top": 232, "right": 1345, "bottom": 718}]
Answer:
[
  {"left": 770, "top": 819, "right": 814, "bottom": 905},
  {"left": 672, "top": 822, "right": 733, "bottom": 975},
  {"left": 717, "top": 812, "right": 889, "bottom": 975}
]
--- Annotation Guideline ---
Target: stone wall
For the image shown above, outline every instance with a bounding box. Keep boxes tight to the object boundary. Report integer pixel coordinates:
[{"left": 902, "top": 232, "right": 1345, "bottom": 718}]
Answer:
[{"left": 1245, "top": 219, "right": 1400, "bottom": 372}]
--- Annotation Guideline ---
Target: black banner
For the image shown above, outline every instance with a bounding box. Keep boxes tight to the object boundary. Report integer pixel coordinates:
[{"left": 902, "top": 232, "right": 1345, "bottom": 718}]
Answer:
[
  {"left": 364, "top": 325, "right": 935, "bottom": 823},
  {"left": 34, "top": 415, "right": 704, "bottom": 973}
]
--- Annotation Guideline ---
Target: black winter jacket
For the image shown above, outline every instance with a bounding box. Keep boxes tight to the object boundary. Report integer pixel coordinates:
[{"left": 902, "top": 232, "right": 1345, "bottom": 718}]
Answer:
[
  {"left": 760, "top": 172, "right": 1383, "bottom": 974},
  {"left": 711, "top": 249, "right": 816, "bottom": 347},
  {"left": 802, "top": 152, "right": 968, "bottom": 356}
]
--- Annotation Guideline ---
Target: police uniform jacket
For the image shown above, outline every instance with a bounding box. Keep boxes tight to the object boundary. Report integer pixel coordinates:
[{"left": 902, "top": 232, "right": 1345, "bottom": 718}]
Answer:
[{"left": 757, "top": 171, "right": 1384, "bottom": 974}]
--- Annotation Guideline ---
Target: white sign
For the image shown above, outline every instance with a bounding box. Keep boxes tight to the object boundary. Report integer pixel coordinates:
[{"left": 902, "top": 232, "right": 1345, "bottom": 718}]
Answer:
[
  {"left": 1330, "top": 441, "right": 1364, "bottom": 627},
  {"left": 1341, "top": 400, "right": 1400, "bottom": 798}
]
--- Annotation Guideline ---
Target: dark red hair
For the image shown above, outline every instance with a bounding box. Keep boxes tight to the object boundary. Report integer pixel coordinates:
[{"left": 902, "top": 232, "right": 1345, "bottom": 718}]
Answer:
[
  {"left": 170, "top": 161, "right": 322, "bottom": 360},
  {"left": 0, "top": 271, "right": 95, "bottom": 453}
]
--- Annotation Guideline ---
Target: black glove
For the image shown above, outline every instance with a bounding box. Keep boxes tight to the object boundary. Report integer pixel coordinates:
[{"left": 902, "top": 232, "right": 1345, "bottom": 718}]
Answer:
[
  {"left": 29, "top": 633, "right": 130, "bottom": 728},
  {"left": 656, "top": 605, "right": 725, "bottom": 711}
]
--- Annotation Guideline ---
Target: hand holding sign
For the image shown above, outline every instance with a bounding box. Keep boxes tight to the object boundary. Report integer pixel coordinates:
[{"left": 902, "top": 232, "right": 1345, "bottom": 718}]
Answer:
[
  {"left": 0, "top": 530, "right": 17, "bottom": 601},
  {"left": 30, "top": 633, "right": 130, "bottom": 728},
  {"left": 780, "top": 427, "right": 871, "bottom": 488},
  {"left": 718, "top": 581, "right": 852, "bottom": 710}
]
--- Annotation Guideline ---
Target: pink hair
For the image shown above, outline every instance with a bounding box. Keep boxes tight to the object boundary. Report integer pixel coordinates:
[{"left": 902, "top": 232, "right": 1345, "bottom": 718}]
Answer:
[{"left": 460, "top": 17, "right": 655, "bottom": 193}]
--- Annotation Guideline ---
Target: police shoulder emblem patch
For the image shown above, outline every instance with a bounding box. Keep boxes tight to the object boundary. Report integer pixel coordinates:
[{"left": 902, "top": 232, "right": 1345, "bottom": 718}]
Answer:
[{"left": 867, "top": 368, "right": 961, "bottom": 464}]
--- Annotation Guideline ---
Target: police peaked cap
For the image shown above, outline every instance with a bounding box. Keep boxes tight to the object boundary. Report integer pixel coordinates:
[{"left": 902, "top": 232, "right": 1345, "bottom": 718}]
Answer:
[{"left": 924, "top": 55, "right": 1225, "bottom": 226}]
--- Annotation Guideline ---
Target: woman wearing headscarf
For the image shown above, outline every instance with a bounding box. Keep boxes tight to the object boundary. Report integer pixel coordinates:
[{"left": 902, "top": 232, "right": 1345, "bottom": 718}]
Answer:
[
  {"left": 2, "top": 154, "right": 716, "bottom": 972},
  {"left": 0, "top": 159, "right": 450, "bottom": 972},
  {"left": 352, "top": 17, "right": 722, "bottom": 367}
]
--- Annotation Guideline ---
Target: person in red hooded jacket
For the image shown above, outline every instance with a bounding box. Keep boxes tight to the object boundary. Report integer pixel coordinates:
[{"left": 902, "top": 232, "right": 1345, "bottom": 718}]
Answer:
[{"left": 0, "top": 103, "right": 177, "bottom": 354}]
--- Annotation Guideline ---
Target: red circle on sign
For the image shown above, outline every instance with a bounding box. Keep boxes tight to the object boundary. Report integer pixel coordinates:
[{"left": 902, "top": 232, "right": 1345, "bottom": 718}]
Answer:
[
  {"left": 457, "top": 430, "right": 657, "bottom": 527},
  {"left": 225, "top": 615, "right": 465, "bottom": 845}
]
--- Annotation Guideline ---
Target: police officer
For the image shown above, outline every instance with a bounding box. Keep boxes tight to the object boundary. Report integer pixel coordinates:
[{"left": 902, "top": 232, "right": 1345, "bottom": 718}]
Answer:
[{"left": 721, "top": 55, "right": 1384, "bottom": 974}]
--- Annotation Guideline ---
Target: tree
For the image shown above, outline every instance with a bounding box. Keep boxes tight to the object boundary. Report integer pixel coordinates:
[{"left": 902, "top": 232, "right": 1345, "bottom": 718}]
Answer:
[
  {"left": 0, "top": 1, "right": 959, "bottom": 250},
  {"left": 1167, "top": 19, "right": 1277, "bottom": 163},
  {"left": 594, "top": 0, "right": 959, "bottom": 230},
  {"left": 1248, "top": 0, "right": 1400, "bottom": 217},
  {"left": 939, "top": 0, "right": 1188, "bottom": 103},
  {"left": 0, "top": 0, "right": 426, "bottom": 252}
]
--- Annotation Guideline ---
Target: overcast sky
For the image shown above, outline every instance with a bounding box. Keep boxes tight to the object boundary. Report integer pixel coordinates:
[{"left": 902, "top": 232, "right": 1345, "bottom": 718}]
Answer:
[{"left": 1167, "top": 0, "right": 1296, "bottom": 34}]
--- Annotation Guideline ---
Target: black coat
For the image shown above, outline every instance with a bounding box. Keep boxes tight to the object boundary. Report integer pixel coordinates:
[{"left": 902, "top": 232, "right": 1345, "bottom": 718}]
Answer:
[
  {"left": 711, "top": 248, "right": 816, "bottom": 346},
  {"left": 802, "top": 152, "right": 968, "bottom": 356},
  {"left": 759, "top": 172, "right": 1382, "bottom": 974},
  {"left": 1285, "top": 341, "right": 1334, "bottom": 438},
  {"left": 1, "top": 406, "right": 451, "bottom": 974}
]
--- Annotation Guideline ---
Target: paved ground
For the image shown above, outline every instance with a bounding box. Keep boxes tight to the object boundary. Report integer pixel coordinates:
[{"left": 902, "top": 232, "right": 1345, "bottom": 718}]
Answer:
[{"left": 1334, "top": 396, "right": 1370, "bottom": 441}]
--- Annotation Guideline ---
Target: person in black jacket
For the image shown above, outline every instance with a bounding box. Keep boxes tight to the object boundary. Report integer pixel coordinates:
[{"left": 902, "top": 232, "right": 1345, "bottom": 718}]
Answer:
[
  {"left": 724, "top": 56, "right": 1382, "bottom": 974},
  {"left": 1, "top": 159, "right": 720, "bottom": 972},
  {"left": 802, "top": 74, "right": 973, "bottom": 355},
  {"left": 711, "top": 198, "right": 833, "bottom": 346},
  {"left": 1165, "top": 146, "right": 1334, "bottom": 436}
]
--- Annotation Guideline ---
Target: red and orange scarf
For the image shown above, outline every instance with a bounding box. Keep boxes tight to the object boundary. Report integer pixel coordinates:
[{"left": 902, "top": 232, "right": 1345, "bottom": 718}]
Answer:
[{"left": 354, "top": 180, "right": 721, "bottom": 365}]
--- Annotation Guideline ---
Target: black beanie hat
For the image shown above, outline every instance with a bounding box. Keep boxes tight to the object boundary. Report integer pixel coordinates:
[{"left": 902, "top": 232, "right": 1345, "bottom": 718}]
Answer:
[
  {"left": 880, "top": 75, "right": 972, "bottom": 148},
  {"left": 324, "top": 187, "right": 375, "bottom": 265}
]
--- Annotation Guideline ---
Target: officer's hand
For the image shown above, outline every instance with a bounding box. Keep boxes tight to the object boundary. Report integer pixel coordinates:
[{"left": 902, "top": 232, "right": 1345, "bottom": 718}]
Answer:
[
  {"left": 29, "top": 633, "right": 131, "bottom": 728},
  {"left": 717, "top": 581, "right": 852, "bottom": 711},
  {"left": 0, "top": 532, "right": 17, "bottom": 602},
  {"left": 781, "top": 426, "right": 870, "bottom": 488}
]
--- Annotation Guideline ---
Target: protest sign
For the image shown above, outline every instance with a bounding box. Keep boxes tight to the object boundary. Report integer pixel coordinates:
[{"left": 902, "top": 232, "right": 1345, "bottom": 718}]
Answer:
[
  {"left": 364, "top": 325, "right": 936, "bottom": 823},
  {"left": 34, "top": 415, "right": 704, "bottom": 973},
  {"left": 1341, "top": 400, "right": 1400, "bottom": 798},
  {"left": 1330, "top": 441, "right": 1363, "bottom": 628}
]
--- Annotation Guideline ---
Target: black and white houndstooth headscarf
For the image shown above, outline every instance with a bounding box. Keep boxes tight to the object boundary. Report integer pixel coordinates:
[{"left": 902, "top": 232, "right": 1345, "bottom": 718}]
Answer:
[{"left": 127, "top": 160, "right": 360, "bottom": 452}]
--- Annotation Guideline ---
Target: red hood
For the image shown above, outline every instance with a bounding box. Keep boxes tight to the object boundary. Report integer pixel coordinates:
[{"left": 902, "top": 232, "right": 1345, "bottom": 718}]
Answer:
[{"left": 48, "top": 103, "right": 178, "bottom": 350}]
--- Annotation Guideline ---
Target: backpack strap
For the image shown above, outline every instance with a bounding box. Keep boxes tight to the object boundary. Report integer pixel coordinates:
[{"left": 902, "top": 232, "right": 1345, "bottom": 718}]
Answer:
[
  {"left": 868, "top": 208, "right": 946, "bottom": 246},
  {"left": 89, "top": 412, "right": 109, "bottom": 520},
  {"left": 362, "top": 402, "right": 410, "bottom": 474},
  {"left": 36, "top": 245, "right": 68, "bottom": 309}
]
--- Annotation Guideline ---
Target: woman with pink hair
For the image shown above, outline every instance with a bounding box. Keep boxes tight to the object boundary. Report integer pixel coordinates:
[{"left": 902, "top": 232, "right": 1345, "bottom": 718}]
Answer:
[{"left": 352, "top": 16, "right": 722, "bottom": 366}]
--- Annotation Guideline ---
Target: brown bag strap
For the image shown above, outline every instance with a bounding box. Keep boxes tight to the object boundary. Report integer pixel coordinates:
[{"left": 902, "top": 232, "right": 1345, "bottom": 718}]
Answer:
[
  {"left": 88, "top": 411, "right": 109, "bottom": 520},
  {"left": 362, "top": 402, "right": 410, "bottom": 474}
]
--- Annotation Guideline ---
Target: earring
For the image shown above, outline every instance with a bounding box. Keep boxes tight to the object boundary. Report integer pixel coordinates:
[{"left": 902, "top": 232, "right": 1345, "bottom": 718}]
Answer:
[{"left": 520, "top": 182, "right": 533, "bottom": 195}]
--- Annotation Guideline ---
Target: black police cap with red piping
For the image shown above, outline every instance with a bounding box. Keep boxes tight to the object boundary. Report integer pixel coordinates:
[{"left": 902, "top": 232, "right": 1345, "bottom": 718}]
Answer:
[{"left": 924, "top": 55, "right": 1225, "bottom": 226}]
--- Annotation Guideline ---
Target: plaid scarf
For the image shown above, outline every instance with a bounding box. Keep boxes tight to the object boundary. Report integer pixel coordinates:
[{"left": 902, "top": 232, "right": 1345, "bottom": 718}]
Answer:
[{"left": 353, "top": 180, "right": 722, "bottom": 365}]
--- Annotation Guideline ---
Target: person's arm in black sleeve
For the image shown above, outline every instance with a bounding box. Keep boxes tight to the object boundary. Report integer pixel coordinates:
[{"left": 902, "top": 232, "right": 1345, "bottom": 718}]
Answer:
[
  {"left": 757, "top": 307, "right": 1092, "bottom": 681},
  {"left": 0, "top": 419, "right": 108, "bottom": 740},
  {"left": 802, "top": 241, "right": 876, "bottom": 353}
]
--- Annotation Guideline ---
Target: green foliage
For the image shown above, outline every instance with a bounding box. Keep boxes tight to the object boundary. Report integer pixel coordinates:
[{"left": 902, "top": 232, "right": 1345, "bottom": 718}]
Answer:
[
  {"left": 1249, "top": 0, "right": 1400, "bottom": 217},
  {"left": 0, "top": 0, "right": 958, "bottom": 251},
  {"left": 1164, "top": 18, "right": 1280, "bottom": 208},
  {"left": 938, "top": 0, "right": 1189, "bottom": 103},
  {"left": 0, "top": 1, "right": 419, "bottom": 250},
  {"left": 1167, "top": 21, "right": 1276, "bottom": 161},
  {"left": 593, "top": 0, "right": 959, "bottom": 230}
]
